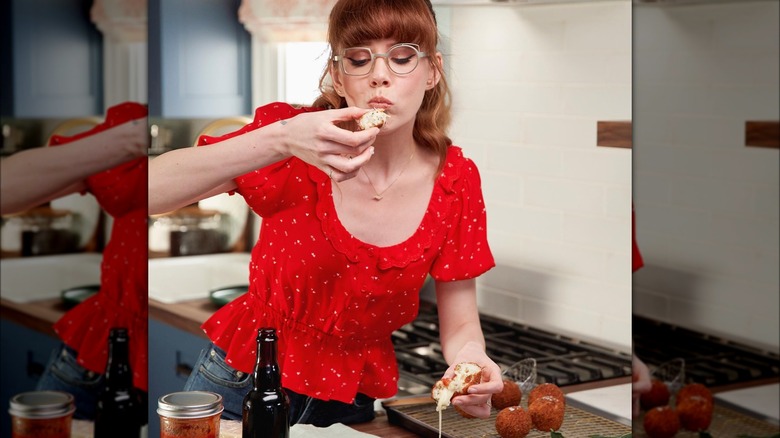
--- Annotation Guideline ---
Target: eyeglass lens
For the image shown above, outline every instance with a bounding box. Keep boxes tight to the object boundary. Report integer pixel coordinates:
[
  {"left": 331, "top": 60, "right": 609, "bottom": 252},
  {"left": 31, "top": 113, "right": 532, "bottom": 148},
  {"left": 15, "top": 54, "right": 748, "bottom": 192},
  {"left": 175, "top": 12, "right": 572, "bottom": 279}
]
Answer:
[{"left": 342, "top": 45, "right": 422, "bottom": 76}]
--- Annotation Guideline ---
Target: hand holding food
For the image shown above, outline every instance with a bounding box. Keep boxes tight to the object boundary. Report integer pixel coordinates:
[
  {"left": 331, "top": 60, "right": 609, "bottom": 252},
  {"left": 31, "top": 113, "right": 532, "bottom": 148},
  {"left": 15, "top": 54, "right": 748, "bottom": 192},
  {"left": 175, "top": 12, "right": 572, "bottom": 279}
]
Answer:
[{"left": 431, "top": 362, "right": 483, "bottom": 412}]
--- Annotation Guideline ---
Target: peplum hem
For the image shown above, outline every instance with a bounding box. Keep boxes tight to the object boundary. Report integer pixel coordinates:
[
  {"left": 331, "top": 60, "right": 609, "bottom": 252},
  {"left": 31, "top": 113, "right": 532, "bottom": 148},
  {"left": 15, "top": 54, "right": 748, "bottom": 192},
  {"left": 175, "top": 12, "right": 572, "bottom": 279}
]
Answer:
[
  {"left": 310, "top": 146, "right": 470, "bottom": 270},
  {"left": 53, "top": 293, "right": 148, "bottom": 392},
  {"left": 202, "top": 293, "right": 399, "bottom": 403}
]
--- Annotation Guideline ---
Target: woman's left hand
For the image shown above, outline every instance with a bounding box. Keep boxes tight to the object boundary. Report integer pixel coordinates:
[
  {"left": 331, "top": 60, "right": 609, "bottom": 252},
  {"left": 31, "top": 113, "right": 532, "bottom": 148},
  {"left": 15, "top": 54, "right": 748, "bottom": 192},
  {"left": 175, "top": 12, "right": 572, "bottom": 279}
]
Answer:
[{"left": 443, "top": 341, "right": 503, "bottom": 418}]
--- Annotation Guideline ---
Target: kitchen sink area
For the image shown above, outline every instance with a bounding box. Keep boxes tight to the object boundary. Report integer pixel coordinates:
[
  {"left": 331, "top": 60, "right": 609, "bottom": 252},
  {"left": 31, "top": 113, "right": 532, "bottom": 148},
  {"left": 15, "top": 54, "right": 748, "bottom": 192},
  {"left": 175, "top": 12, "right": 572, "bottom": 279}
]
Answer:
[
  {"left": 0, "top": 253, "right": 102, "bottom": 303},
  {"left": 148, "top": 253, "right": 250, "bottom": 303}
]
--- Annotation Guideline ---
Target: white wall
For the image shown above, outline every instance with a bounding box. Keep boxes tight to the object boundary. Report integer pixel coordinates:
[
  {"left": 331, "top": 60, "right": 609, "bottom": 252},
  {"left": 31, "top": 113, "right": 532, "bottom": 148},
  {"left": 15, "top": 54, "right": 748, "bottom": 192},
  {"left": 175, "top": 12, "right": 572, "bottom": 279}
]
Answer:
[
  {"left": 445, "top": 1, "right": 633, "bottom": 350},
  {"left": 633, "top": 1, "right": 779, "bottom": 352}
]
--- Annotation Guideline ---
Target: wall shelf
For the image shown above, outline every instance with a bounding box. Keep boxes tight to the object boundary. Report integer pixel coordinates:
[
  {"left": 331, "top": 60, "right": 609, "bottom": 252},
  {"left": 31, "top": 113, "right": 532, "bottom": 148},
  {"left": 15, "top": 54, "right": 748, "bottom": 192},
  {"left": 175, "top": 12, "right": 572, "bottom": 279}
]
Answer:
[
  {"left": 745, "top": 121, "right": 779, "bottom": 149},
  {"left": 597, "top": 120, "right": 632, "bottom": 149}
]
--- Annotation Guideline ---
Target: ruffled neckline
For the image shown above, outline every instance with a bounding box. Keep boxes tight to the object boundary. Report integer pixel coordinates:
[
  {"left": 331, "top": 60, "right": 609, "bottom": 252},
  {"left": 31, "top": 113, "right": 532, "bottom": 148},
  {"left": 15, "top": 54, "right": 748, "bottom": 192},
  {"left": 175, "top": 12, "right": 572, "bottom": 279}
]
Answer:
[{"left": 309, "top": 146, "right": 467, "bottom": 270}]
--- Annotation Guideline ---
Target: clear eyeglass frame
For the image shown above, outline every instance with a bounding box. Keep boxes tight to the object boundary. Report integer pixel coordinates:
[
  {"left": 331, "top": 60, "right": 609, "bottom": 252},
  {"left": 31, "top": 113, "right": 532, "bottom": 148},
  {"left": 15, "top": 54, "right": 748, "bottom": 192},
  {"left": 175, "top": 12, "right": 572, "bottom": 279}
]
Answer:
[{"left": 333, "top": 43, "right": 429, "bottom": 77}]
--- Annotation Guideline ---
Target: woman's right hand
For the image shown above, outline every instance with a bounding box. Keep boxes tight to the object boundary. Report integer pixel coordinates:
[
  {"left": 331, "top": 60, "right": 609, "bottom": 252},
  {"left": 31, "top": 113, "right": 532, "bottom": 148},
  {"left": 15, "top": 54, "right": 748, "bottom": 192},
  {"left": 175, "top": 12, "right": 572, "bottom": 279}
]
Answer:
[{"left": 280, "top": 107, "right": 379, "bottom": 181}]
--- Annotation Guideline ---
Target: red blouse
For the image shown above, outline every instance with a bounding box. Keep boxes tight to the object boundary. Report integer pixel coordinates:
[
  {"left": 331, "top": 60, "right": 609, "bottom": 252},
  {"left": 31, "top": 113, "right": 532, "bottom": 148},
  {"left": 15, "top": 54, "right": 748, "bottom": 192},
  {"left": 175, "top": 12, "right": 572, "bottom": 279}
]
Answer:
[
  {"left": 200, "top": 103, "right": 495, "bottom": 403},
  {"left": 51, "top": 102, "right": 149, "bottom": 392}
]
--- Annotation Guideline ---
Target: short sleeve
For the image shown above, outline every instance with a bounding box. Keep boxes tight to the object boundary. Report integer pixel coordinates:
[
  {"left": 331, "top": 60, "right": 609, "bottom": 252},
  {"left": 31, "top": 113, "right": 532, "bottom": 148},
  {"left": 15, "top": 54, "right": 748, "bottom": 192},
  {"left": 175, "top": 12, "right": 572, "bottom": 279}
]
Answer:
[
  {"left": 430, "top": 158, "right": 495, "bottom": 281},
  {"left": 194, "top": 102, "right": 324, "bottom": 216}
]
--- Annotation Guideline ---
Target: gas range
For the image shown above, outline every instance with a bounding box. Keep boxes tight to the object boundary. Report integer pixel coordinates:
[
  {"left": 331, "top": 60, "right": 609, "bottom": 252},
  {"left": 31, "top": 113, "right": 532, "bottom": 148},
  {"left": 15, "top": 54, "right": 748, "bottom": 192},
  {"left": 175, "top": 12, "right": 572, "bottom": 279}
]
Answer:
[
  {"left": 633, "top": 315, "right": 780, "bottom": 389},
  {"left": 391, "top": 300, "right": 633, "bottom": 396}
]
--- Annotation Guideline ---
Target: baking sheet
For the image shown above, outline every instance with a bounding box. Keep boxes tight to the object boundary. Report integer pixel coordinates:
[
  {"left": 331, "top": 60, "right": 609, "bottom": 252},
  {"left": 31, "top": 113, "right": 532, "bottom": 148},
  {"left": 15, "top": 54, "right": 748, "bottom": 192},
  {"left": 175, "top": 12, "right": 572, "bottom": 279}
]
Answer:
[
  {"left": 632, "top": 403, "right": 780, "bottom": 437},
  {"left": 384, "top": 399, "right": 632, "bottom": 438}
]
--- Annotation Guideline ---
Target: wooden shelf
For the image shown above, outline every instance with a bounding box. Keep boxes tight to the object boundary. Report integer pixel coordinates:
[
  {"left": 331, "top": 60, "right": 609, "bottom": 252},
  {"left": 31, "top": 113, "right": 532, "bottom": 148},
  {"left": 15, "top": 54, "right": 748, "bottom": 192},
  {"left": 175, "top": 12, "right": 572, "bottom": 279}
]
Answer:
[
  {"left": 746, "top": 121, "right": 779, "bottom": 149},
  {"left": 597, "top": 121, "right": 632, "bottom": 149}
]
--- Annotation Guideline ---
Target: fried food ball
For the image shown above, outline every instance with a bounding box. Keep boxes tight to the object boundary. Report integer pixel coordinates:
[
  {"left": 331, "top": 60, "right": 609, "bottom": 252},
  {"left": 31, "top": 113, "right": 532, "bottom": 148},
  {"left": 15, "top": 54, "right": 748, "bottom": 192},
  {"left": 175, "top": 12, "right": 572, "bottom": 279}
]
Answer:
[
  {"left": 677, "top": 396, "right": 713, "bottom": 432},
  {"left": 640, "top": 379, "right": 671, "bottom": 410},
  {"left": 676, "top": 383, "right": 713, "bottom": 405},
  {"left": 453, "top": 405, "right": 476, "bottom": 419},
  {"left": 492, "top": 379, "right": 522, "bottom": 410},
  {"left": 643, "top": 405, "right": 681, "bottom": 438},
  {"left": 528, "top": 383, "right": 565, "bottom": 407},
  {"left": 529, "top": 395, "right": 565, "bottom": 432},
  {"left": 495, "top": 406, "right": 532, "bottom": 438}
]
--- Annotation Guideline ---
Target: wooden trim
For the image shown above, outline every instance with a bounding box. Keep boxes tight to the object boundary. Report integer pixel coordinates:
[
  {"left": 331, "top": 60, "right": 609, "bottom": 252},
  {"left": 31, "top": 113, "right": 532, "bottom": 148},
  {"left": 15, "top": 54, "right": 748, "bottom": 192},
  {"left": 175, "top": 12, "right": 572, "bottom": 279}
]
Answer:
[
  {"left": 597, "top": 121, "right": 632, "bottom": 149},
  {"left": 745, "top": 121, "right": 780, "bottom": 149}
]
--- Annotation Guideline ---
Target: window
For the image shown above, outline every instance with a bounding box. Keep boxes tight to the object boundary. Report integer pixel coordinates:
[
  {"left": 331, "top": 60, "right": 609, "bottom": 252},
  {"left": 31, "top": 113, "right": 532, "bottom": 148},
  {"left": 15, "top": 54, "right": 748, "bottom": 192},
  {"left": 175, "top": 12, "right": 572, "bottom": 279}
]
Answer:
[{"left": 278, "top": 42, "right": 330, "bottom": 106}]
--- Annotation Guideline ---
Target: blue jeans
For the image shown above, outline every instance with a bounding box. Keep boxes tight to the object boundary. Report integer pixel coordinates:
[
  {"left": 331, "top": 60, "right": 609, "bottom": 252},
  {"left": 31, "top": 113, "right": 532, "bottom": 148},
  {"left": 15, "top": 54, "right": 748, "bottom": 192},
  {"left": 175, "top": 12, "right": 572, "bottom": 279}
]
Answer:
[
  {"left": 184, "top": 343, "right": 376, "bottom": 427},
  {"left": 36, "top": 344, "right": 103, "bottom": 419}
]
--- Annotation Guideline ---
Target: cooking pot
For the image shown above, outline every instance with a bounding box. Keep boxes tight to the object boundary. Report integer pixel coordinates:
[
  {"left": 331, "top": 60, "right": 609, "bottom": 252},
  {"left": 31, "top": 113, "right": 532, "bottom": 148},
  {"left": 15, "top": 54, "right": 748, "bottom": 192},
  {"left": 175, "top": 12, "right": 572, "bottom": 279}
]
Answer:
[
  {"left": 149, "top": 206, "right": 229, "bottom": 256},
  {"left": 1, "top": 206, "right": 79, "bottom": 256}
]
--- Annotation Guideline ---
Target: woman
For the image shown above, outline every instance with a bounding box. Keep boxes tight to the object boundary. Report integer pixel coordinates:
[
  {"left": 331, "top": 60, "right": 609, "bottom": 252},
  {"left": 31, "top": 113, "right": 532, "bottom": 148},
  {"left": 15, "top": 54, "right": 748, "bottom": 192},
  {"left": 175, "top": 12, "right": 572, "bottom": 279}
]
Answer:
[
  {"left": 2, "top": 103, "right": 148, "bottom": 419},
  {"left": 149, "top": 0, "right": 502, "bottom": 426}
]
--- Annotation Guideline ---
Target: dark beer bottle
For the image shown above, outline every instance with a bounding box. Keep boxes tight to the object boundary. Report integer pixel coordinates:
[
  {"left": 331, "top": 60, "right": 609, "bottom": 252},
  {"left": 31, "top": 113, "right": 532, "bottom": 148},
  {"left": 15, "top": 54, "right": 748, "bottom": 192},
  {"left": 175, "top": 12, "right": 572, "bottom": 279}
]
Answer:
[
  {"left": 94, "top": 327, "right": 142, "bottom": 438},
  {"left": 243, "top": 327, "right": 290, "bottom": 438}
]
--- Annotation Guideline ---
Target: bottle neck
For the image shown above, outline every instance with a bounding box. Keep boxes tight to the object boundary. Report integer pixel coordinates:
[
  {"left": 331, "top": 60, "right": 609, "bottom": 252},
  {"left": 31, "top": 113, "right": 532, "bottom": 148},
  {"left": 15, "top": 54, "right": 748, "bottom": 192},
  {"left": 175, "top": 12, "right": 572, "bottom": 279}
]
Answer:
[
  {"left": 253, "top": 337, "right": 281, "bottom": 390},
  {"left": 105, "top": 338, "right": 133, "bottom": 387}
]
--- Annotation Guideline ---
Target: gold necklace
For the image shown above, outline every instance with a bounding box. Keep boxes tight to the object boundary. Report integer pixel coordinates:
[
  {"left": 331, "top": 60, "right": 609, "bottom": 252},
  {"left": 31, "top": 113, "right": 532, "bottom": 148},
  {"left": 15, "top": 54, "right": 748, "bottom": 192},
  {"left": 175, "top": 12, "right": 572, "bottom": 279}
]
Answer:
[{"left": 362, "top": 152, "right": 415, "bottom": 200}]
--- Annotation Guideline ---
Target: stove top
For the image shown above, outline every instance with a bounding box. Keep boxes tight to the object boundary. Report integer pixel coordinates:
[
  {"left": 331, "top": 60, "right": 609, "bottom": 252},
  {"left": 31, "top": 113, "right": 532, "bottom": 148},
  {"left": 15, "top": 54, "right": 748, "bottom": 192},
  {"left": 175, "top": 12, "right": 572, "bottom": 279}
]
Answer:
[
  {"left": 633, "top": 315, "right": 780, "bottom": 388},
  {"left": 391, "top": 301, "right": 632, "bottom": 395}
]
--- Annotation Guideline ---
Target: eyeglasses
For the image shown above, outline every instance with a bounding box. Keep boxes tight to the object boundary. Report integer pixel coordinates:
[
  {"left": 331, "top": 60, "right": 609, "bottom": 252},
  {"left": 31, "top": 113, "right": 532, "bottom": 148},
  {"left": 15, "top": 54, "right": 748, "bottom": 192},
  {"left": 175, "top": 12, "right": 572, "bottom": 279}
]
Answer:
[{"left": 333, "top": 43, "right": 428, "bottom": 77}]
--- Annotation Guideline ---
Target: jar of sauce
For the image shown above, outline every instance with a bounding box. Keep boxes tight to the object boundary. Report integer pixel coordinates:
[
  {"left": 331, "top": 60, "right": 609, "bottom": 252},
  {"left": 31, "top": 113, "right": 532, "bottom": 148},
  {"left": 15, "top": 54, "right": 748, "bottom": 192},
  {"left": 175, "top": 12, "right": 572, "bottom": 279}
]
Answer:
[
  {"left": 8, "top": 391, "right": 75, "bottom": 438},
  {"left": 158, "top": 391, "right": 223, "bottom": 438}
]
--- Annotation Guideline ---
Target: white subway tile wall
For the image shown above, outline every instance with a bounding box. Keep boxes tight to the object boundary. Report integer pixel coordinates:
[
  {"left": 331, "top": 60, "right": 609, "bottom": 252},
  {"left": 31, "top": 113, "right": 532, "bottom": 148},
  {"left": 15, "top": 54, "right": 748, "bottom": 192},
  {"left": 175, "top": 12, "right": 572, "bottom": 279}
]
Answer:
[
  {"left": 633, "top": 1, "right": 779, "bottom": 351},
  {"left": 447, "top": 2, "right": 632, "bottom": 349}
]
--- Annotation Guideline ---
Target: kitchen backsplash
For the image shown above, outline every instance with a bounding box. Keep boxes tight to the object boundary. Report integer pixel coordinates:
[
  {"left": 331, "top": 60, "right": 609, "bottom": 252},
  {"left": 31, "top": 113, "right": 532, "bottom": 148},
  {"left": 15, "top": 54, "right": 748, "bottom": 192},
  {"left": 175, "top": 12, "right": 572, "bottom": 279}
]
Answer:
[
  {"left": 445, "top": 1, "right": 633, "bottom": 349},
  {"left": 633, "top": 0, "right": 779, "bottom": 352}
]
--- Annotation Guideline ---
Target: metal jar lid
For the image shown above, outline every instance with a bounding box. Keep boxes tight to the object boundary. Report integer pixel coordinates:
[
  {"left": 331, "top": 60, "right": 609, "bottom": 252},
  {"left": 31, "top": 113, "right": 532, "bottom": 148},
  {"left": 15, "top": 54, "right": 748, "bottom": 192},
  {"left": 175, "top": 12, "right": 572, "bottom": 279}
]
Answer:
[
  {"left": 157, "top": 391, "right": 224, "bottom": 419},
  {"left": 8, "top": 391, "right": 75, "bottom": 419}
]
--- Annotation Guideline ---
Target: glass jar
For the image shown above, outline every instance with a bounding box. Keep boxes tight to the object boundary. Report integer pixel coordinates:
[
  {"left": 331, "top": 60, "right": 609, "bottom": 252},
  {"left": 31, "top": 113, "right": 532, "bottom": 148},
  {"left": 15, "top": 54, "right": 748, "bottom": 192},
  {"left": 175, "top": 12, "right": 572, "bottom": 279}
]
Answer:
[
  {"left": 158, "top": 391, "right": 223, "bottom": 438},
  {"left": 8, "top": 391, "right": 75, "bottom": 438}
]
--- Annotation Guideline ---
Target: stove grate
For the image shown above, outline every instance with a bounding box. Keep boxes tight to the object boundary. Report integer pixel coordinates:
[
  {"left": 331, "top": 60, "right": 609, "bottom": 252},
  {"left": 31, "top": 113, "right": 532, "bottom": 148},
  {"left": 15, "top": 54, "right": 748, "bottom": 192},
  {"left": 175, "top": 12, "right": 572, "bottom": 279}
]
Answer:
[{"left": 392, "top": 301, "right": 632, "bottom": 391}]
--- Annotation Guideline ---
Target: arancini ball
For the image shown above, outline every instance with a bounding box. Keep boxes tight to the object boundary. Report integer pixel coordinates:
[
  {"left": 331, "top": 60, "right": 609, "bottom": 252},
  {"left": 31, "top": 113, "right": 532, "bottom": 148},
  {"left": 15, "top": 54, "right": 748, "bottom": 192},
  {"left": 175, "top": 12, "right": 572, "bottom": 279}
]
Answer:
[
  {"left": 529, "top": 395, "right": 565, "bottom": 431},
  {"left": 528, "top": 383, "right": 565, "bottom": 407},
  {"left": 492, "top": 379, "right": 522, "bottom": 410},
  {"left": 640, "top": 379, "right": 671, "bottom": 410},
  {"left": 676, "top": 383, "right": 713, "bottom": 405},
  {"left": 677, "top": 395, "right": 713, "bottom": 432},
  {"left": 643, "top": 405, "right": 681, "bottom": 438},
  {"left": 495, "top": 406, "right": 532, "bottom": 438}
]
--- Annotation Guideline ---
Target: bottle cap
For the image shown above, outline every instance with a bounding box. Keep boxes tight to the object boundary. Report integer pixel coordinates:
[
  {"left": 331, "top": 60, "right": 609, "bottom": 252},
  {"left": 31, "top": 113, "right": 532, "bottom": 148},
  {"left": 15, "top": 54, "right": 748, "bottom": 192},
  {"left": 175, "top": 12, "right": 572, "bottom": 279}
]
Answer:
[
  {"left": 258, "top": 327, "right": 277, "bottom": 341},
  {"left": 157, "top": 391, "right": 224, "bottom": 419},
  {"left": 9, "top": 391, "right": 75, "bottom": 419},
  {"left": 109, "top": 327, "right": 129, "bottom": 341}
]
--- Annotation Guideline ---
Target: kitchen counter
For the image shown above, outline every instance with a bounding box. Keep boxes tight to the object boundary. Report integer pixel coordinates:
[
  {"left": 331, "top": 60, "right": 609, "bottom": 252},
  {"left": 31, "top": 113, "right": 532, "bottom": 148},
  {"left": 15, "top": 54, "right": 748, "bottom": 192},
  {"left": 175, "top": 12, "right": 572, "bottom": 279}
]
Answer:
[
  {"left": 149, "top": 296, "right": 214, "bottom": 339},
  {"left": 0, "top": 296, "right": 63, "bottom": 336},
  {"left": 2, "top": 296, "right": 423, "bottom": 437}
]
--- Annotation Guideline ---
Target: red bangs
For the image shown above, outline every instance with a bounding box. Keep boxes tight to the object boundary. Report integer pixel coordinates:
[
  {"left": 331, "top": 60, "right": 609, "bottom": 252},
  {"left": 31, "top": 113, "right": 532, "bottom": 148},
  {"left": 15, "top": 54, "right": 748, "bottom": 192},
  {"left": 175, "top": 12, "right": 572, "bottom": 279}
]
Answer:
[{"left": 328, "top": 0, "right": 438, "bottom": 52}]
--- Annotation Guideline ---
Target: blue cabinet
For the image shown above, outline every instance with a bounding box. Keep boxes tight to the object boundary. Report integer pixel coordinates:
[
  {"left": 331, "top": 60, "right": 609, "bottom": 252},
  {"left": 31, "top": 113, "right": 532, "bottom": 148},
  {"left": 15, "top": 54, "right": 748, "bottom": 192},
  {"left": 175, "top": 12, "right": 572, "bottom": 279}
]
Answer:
[
  {"left": 0, "top": 320, "right": 60, "bottom": 436},
  {"left": 148, "top": 319, "right": 208, "bottom": 438},
  {"left": 149, "top": 0, "right": 251, "bottom": 118},
  {"left": 3, "top": 0, "right": 103, "bottom": 117}
]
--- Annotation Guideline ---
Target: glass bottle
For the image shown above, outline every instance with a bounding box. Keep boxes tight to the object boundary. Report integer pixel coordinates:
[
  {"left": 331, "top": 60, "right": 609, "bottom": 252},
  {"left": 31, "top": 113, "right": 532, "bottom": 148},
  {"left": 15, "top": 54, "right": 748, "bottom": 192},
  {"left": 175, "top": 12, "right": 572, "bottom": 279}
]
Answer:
[
  {"left": 242, "top": 327, "right": 290, "bottom": 438},
  {"left": 94, "top": 327, "right": 142, "bottom": 438}
]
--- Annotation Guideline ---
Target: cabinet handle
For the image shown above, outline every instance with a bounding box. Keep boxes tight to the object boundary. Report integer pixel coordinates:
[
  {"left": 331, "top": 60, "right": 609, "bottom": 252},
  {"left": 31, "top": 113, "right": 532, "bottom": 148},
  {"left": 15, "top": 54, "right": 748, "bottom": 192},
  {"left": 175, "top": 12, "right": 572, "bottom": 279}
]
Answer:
[{"left": 175, "top": 351, "right": 193, "bottom": 377}]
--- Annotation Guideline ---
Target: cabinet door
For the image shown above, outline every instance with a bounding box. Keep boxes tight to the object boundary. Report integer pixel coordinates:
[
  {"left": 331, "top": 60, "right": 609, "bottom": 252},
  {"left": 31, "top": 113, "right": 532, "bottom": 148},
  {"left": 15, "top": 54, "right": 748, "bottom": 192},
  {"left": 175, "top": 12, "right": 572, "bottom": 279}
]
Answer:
[
  {"left": 0, "top": 320, "right": 60, "bottom": 435},
  {"left": 7, "top": 0, "right": 103, "bottom": 117},
  {"left": 150, "top": 0, "right": 251, "bottom": 118},
  {"left": 148, "top": 319, "right": 209, "bottom": 438}
]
